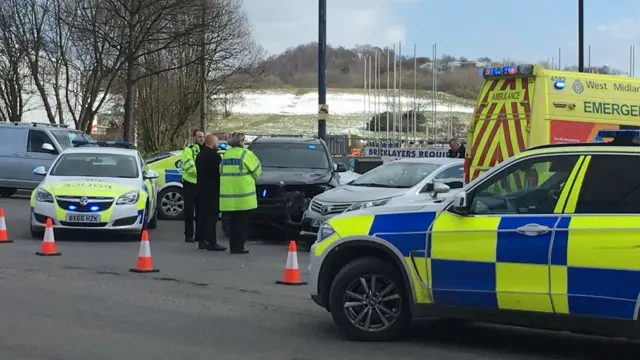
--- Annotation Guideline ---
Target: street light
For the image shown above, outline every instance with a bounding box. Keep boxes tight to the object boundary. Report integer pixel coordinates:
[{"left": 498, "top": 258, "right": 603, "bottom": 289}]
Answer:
[
  {"left": 578, "top": 0, "right": 584, "bottom": 72},
  {"left": 318, "top": 0, "right": 327, "bottom": 140}
]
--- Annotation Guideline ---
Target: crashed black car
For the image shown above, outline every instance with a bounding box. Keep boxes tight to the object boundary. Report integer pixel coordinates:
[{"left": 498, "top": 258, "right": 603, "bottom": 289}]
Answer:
[{"left": 221, "top": 136, "right": 347, "bottom": 240}]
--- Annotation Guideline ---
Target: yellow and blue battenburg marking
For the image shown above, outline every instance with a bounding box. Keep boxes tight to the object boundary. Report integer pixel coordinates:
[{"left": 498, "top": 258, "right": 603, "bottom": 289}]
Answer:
[{"left": 362, "top": 210, "right": 640, "bottom": 320}]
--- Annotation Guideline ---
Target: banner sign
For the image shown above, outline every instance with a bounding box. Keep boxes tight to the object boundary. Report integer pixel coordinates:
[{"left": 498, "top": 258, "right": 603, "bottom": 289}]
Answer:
[{"left": 363, "top": 147, "right": 449, "bottom": 159}]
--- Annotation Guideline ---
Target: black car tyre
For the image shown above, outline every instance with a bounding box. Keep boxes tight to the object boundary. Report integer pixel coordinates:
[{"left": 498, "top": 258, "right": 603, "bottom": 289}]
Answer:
[
  {"left": 29, "top": 224, "right": 44, "bottom": 239},
  {"left": 0, "top": 187, "right": 17, "bottom": 198},
  {"left": 146, "top": 203, "right": 158, "bottom": 230},
  {"left": 158, "top": 186, "right": 184, "bottom": 220},
  {"left": 328, "top": 257, "right": 411, "bottom": 342}
]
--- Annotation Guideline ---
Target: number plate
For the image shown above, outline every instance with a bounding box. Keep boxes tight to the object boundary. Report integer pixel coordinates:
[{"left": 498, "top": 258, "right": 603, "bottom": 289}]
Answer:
[
  {"left": 66, "top": 214, "right": 101, "bottom": 223},
  {"left": 311, "top": 219, "right": 324, "bottom": 227}
]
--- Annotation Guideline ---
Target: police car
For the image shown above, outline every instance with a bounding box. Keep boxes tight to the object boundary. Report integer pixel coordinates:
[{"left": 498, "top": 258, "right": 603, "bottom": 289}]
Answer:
[
  {"left": 309, "top": 135, "right": 640, "bottom": 341},
  {"left": 29, "top": 140, "right": 159, "bottom": 238}
]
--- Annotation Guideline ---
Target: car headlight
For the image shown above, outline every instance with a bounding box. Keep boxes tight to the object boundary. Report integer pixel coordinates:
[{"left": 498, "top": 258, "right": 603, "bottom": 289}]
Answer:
[
  {"left": 35, "top": 188, "right": 54, "bottom": 203},
  {"left": 344, "top": 197, "right": 391, "bottom": 212},
  {"left": 116, "top": 191, "right": 140, "bottom": 205},
  {"left": 316, "top": 223, "right": 336, "bottom": 243}
]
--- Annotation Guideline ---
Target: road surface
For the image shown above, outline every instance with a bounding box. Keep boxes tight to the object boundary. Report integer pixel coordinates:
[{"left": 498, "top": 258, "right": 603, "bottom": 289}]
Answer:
[{"left": 0, "top": 196, "right": 638, "bottom": 360}]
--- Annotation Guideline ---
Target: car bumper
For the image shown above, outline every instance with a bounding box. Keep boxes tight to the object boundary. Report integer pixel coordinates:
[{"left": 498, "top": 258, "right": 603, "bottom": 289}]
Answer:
[
  {"left": 300, "top": 209, "right": 333, "bottom": 237},
  {"left": 31, "top": 201, "right": 144, "bottom": 232},
  {"left": 308, "top": 241, "right": 325, "bottom": 308}
]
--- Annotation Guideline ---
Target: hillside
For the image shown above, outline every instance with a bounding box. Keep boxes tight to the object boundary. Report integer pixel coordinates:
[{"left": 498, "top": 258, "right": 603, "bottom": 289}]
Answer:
[{"left": 258, "top": 43, "right": 626, "bottom": 101}]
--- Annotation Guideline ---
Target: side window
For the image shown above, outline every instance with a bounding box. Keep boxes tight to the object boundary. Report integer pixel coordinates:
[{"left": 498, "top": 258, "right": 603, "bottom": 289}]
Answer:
[
  {"left": 574, "top": 155, "right": 640, "bottom": 214},
  {"left": 433, "top": 165, "right": 464, "bottom": 189},
  {"left": 467, "top": 155, "right": 580, "bottom": 215},
  {"left": 27, "top": 130, "right": 55, "bottom": 154}
]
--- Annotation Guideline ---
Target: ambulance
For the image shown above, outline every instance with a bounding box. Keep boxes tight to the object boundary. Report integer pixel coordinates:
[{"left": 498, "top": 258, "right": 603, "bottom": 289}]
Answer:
[{"left": 465, "top": 64, "right": 640, "bottom": 183}]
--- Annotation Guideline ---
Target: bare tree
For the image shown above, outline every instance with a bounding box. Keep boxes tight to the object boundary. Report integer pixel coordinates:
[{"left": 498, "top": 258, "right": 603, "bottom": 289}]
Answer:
[{"left": 0, "top": 8, "right": 31, "bottom": 122}]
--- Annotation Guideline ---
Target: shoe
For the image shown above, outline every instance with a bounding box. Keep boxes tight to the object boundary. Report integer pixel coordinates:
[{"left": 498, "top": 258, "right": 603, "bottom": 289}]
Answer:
[
  {"left": 185, "top": 237, "right": 195, "bottom": 243},
  {"left": 198, "top": 242, "right": 208, "bottom": 250},
  {"left": 230, "top": 249, "right": 249, "bottom": 254},
  {"left": 207, "top": 243, "right": 227, "bottom": 251}
]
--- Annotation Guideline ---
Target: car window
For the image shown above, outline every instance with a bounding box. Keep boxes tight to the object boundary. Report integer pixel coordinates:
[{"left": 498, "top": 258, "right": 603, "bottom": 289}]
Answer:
[
  {"left": 49, "top": 129, "right": 92, "bottom": 150},
  {"left": 433, "top": 165, "right": 464, "bottom": 189},
  {"left": 350, "top": 162, "right": 440, "bottom": 189},
  {"left": 573, "top": 155, "right": 640, "bottom": 214},
  {"left": 467, "top": 155, "right": 579, "bottom": 215},
  {"left": 50, "top": 153, "right": 139, "bottom": 178},
  {"left": 0, "top": 128, "right": 24, "bottom": 150},
  {"left": 27, "top": 130, "right": 55, "bottom": 153},
  {"left": 249, "top": 142, "right": 330, "bottom": 169}
]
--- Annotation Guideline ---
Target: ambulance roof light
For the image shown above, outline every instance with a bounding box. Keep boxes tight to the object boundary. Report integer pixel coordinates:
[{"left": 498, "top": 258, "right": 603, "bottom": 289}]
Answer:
[
  {"left": 479, "top": 64, "right": 534, "bottom": 78},
  {"left": 72, "top": 140, "right": 135, "bottom": 149}
]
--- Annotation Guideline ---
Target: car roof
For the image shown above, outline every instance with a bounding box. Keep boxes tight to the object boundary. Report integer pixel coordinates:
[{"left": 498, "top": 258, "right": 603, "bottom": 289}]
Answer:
[
  {"left": 519, "top": 143, "right": 640, "bottom": 158},
  {"left": 392, "top": 157, "right": 464, "bottom": 165},
  {"left": 252, "top": 136, "right": 321, "bottom": 144},
  {"left": 61, "top": 147, "right": 139, "bottom": 156}
]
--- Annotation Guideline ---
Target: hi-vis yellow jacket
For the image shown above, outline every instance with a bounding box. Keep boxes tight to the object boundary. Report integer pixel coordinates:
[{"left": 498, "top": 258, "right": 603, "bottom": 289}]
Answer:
[
  {"left": 180, "top": 144, "right": 200, "bottom": 184},
  {"left": 219, "top": 147, "right": 262, "bottom": 211}
]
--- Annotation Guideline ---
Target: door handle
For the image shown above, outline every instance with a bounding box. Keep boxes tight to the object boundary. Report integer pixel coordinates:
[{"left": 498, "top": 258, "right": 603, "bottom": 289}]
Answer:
[{"left": 515, "top": 224, "right": 549, "bottom": 236}]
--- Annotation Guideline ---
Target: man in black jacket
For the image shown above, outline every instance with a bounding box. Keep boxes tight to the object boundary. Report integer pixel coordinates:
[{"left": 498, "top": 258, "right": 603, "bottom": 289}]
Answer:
[
  {"left": 447, "top": 138, "right": 466, "bottom": 159},
  {"left": 195, "top": 134, "right": 227, "bottom": 251}
]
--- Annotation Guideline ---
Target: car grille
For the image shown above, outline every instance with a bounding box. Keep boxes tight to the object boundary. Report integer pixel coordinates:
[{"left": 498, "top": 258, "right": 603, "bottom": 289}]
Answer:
[
  {"left": 309, "top": 200, "right": 352, "bottom": 215},
  {"left": 56, "top": 196, "right": 114, "bottom": 212}
]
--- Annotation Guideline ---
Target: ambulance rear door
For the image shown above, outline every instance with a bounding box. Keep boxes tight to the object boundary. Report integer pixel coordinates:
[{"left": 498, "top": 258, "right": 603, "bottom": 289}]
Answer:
[{"left": 465, "top": 65, "right": 534, "bottom": 183}]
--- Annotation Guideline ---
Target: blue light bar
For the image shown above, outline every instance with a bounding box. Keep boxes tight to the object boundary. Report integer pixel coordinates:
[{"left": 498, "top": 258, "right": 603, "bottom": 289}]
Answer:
[
  {"left": 479, "top": 64, "right": 534, "bottom": 78},
  {"left": 261, "top": 189, "right": 267, "bottom": 198},
  {"left": 597, "top": 130, "right": 640, "bottom": 138},
  {"left": 308, "top": 144, "right": 316, "bottom": 149},
  {"left": 218, "top": 143, "right": 228, "bottom": 150},
  {"left": 72, "top": 140, "right": 135, "bottom": 149}
]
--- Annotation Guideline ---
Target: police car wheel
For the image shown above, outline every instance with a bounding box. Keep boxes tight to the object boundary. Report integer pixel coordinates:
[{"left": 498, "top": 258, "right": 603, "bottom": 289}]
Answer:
[
  {"left": 328, "top": 257, "right": 411, "bottom": 341},
  {"left": 146, "top": 204, "right": 158, "bottom": 230},
  {"left": 158, "top": 187, "right": 184, "bottom": 220},
  {"left": 30, "top": 224, "right": 44, "bottom": 239}
]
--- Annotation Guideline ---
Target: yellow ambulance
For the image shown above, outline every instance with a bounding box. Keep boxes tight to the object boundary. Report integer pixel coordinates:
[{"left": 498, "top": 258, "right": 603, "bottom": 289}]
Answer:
[{"left": 465, "top": 64, "right": 640, "bottom": 183}]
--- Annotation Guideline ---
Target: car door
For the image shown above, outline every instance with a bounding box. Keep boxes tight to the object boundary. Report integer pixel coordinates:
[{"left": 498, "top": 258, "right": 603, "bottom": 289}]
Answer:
[
  {"left": 22, "top": 129, "right": 59, "bottom": 188},
  {"left": 0, "top": 127, "right": 28, "bottom": 187},
  {"left": 551, "top": 153, "right": 640, "bottom": 320},
  {"left": 427, "top": 153, "right": 583, "bottom": 313}
]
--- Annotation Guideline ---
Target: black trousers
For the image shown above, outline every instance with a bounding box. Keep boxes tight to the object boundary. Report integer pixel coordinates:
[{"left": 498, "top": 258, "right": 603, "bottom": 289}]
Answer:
[
  {"left": 226, "top": 210, "right": 250, "bottom": 251},
  {"left": 182, "top": 180, "right": 198, "bottom": 239},
  {"left": 195, "top": 195, "right": 218, "bottom": 244}
]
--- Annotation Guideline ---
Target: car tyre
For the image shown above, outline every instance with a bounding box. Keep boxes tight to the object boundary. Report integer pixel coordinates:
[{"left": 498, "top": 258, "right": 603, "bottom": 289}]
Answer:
[
  {"left": 328, "top": 257, "right": 411, "bottom": 342},
  {"left": 30, "top": 224, "right": 44, "bottom": 239},
  {"left": 157, "top": 186, "right": 184, "bottom": 220},
  {"left": 0, "top": 187, "right": 17, "bottom": 198},
  {"left": 146, "top": 204, "right": 158, "bottom": 230}
]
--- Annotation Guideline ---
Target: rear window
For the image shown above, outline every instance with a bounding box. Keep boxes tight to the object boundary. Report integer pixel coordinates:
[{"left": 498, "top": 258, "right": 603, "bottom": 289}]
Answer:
[
  {"left": 250, "top": 142, "right": 329, "bottom": 169},
  {"left": 51, "top": 153, "right": 139, "bottom": 178}
]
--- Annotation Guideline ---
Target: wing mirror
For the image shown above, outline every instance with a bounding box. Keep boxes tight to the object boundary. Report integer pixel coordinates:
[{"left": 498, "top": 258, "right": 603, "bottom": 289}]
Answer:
[
  {"left": 33, "top": 166, "right": 47, "bottom": 176},
  {"left": 335, "top": 163, "right": 347, "bottom": 172},
  {"left": 143, "top": 170, "right": 159, "bottom": 179},
  {"left": 41, "top": 143, "right": 55, "bottom": 152},
  {"left": 451, "top": 190, "right": 470, "bottom": 214}
]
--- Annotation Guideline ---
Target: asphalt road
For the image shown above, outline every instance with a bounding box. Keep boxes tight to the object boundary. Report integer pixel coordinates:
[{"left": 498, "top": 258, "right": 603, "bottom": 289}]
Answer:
[{"left": 1, "top": 196, "right": 639, "bottom": 360}]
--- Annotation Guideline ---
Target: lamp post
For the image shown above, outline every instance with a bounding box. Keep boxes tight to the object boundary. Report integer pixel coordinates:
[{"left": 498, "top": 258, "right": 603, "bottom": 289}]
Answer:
[
  {"left": 317, "top": 0, "right": 327, "bottom": 140},
  {"left": 578, "top": 0, "right": 584, "bottom": 72}
]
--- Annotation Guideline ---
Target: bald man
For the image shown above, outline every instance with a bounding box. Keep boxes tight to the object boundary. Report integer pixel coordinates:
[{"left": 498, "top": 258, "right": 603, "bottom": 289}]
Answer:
[{"left": 194, "top": 134, "right": 226, "bottom": 251}]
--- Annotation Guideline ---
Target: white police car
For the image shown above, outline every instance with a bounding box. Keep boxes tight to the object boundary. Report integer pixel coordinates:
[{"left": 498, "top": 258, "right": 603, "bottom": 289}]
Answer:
[{"left": 29, "top": 140, "right": 159, "bottom": 238}]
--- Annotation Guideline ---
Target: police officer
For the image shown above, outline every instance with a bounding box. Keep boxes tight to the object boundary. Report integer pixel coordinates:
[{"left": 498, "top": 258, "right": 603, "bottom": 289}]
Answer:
[
  {"left": 447, "top": 137, "right": 466, "bottom": 159},
  {"left": 195, "top": 134, "right": 227, "bottom": 251},
  {"left": 219, "top": 132, "right": 262, "bottom": 254},
  {"left": 181, "top": 129, "right": 204, "bottom": 242}
]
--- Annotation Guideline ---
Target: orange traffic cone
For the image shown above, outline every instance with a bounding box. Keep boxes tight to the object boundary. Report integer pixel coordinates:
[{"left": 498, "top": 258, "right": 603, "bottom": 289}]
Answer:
[
  {"left": 0, "top": 208, "right": 13, "bottom": 243},
  {"left": 36, "top": 218, "right": 60, "bottom": 256},
  {"left": 130, "top": 230, "right": 158, "bottom": 273},
  {"left": 276, "top": 241, "right": 307, "bottom": 286}
]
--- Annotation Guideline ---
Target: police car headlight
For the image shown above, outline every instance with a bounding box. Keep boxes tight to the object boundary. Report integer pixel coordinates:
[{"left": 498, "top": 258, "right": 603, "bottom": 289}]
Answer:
[
  {"left": 344, "top": 198, "right": 391, "bottom": 212},
  {"left": 35, "top": 188, "right": 54, "bottom": 203},
  {"left": 116, "top": 191, "right": 139, "bottom": 205},
  {"left": 316, "top": 223, "right": 335, "bottom": 243}
]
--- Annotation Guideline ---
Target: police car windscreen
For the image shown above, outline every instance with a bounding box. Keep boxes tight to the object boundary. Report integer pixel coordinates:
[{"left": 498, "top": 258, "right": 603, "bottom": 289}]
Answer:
[
  {"left": 349, "top": 162, "right": 440, "bottom": 188},
  {"left": 250, "top": 143, "right": 329, "bottom": 169},
  {"left": 50, "top": 129, "right": 93, "bottom": 149},
  {"left": 50, "top": 153, "right": 139, "bottom": 178}
]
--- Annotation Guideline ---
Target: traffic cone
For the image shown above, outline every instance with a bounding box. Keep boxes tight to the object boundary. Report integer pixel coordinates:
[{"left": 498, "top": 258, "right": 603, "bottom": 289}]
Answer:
[
  {"left": 276, "top": 241, "right": 307, "bottom": 286},
  {"left": 36, "top": 218, "right": 60, "bottom": 256},
  {"left": 0, "top": 208, "right": 13, "bottom": 243},
  {"left": 130, "top": 230, "right": 158, "bottom": 273}
]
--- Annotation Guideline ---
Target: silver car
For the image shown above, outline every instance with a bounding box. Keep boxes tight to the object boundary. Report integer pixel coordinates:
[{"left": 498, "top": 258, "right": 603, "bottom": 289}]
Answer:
[{"left": 300, "top": 158, "right": 464, "bottom": 238}]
